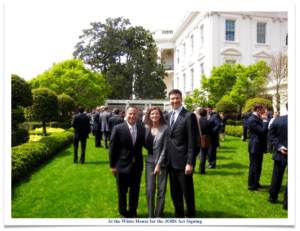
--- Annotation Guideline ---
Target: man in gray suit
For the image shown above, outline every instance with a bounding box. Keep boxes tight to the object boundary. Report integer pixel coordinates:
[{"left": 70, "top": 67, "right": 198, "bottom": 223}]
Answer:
[{"left": 101, "top": 106, "right": 112, "bottom": 149}]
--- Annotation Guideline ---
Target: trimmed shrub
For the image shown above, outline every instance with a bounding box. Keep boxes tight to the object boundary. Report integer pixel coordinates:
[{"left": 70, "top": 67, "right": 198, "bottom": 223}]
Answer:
[
  {"left": 225, "top": 125, "right": 243, "bottom": 137},
  {"left": 11, "top": 129, "right": 73, "bottom": 182},
  {"left": 24, "top": 88, "right": 59, "bottom": 136},
  {"left": 50, "top": 121, "right": 71, "bottom": 129},
  {"left": 11, "top": 128, "right": 30, "bottom": 147},
  {"left": 243, "top": 97, "right": 273, "bottom": 113},
  {"left": 215, "top": 98, "right": 237, "bottom": 113},
  {"left": 18, "top": 122, "right": 51, "bottom": 131},
  {"left": 58, "top": 94, "right": 75, "bottom": 114},
  {"left": 11, "top": 74, "right": 33, "bottom": 110}
]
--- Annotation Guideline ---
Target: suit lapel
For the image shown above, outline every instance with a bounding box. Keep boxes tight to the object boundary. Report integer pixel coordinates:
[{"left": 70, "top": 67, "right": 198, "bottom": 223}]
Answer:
[
  {"left": 153, "top": 125, "right": 163, "bottom": 146},
  {"left": 170, "top": 108, "right": 185, "bottom": 134}
]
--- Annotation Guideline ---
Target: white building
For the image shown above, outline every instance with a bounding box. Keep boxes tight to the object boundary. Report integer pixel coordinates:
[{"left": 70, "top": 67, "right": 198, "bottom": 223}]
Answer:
[{"left": 152, "top": 11, "right": 288, "bottom": 114}]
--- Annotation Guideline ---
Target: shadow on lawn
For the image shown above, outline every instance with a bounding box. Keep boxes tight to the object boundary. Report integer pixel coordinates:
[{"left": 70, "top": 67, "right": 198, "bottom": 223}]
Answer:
[
  {"left": 137, "top": 211, "right": 244, "bottom": 218},
  {"left": 204, "top": 170, "right": 244, "bottom": 176},
  {"left": 84, "top": 161, "right": 110, "bottom": 164},
  {"left": 217, "top": 163, "right": 248, "bottom": 169}
]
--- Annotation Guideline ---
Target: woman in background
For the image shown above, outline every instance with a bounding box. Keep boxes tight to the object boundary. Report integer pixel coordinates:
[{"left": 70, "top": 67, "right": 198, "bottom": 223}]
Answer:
[{"left": 220, "top": 112, "right": 227, "bottom": 141}]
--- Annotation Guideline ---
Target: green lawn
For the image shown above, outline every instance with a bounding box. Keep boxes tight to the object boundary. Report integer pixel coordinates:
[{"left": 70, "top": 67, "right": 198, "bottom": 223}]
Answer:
[{"left": 11, "top": 135, "right": 288, "bottom": 218}]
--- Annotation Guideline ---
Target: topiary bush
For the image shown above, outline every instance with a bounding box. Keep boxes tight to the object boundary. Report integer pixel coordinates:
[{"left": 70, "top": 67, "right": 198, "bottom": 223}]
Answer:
[
  {"left": 24, "top": 88, "right": 59, "bottom": 136},
  {"left": 225, "top": 125, "right": 243, "bottom": 137},
  {"left": 243, "top": 97, "right": 273, "bottom": 113},
  {"left": 215, "top": 98, "right": 237, "bottom": 114},
  {"left": 57, "top": 94, "right": 75, "bottom": 114},
  {"left": 11, "top": 74, "right": 33, "bottom": 147},
  {"left": 11, "top": 129, "right": 74, "bottom": 182}
]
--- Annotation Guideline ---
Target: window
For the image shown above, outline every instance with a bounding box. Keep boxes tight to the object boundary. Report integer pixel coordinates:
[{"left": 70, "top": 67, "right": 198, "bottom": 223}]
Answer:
[
  {"left": 183, "top": 43, "right": 186, "bottom": 58},
  {"left": 257, "top": 23, "right": 266, "bottom": 44},
  {"left": 190, "top": 69, "right": 194, "bottom": 91},
  {"left": 286, "top": 34, "right": 288, "bottom": 46},
  {"left": 162, "top": 30, "right": 173, "bottom": 34},
  {"left": 183, "top": 74, "right": 186, "bottom": 94},
  {"left": 177, "top": 50, "right": 179, "bottom": 64},
  {"left": 226, "top": 60, "right": 236, "bottom": 66},
  {"left": 225, "top": 20, "right": 235, "bottom": 41},
  {"left": 200, "top": 63, "right": 204, "bottom": 75},
  {"left": 200, "top": 25, "right": 204, "bottom": 45},
  {"left": 190, "top": 35, "right": 194, "bottom": 54},
  {"left": 177, "top": 77, "right": 179, "bottom": 89}
]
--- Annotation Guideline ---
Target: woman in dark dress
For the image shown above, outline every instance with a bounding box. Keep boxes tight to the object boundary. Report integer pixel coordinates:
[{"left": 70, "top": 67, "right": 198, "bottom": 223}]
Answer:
[{"left": 144, "top": 106, "right": 169, "bottom": 218}]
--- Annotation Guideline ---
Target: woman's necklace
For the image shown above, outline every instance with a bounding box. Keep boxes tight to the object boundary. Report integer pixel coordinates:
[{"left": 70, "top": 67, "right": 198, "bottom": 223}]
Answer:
[{"left": 151, "top": 125, "right": 158, "bottom": 136}]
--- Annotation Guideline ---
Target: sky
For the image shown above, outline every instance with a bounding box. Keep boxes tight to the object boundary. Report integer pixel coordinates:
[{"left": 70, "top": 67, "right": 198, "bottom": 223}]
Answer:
[{"left": 4, "top": 0, "right": 189, "bottom": 81}]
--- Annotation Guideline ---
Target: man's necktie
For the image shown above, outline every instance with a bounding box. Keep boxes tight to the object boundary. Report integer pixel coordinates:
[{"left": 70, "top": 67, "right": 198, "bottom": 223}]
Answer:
[
  {"left": 130, "top": 127, "right": 136, "bottom": 146},
  {"left": 170, "top": 111, "right": 175, "bottom": 131}
]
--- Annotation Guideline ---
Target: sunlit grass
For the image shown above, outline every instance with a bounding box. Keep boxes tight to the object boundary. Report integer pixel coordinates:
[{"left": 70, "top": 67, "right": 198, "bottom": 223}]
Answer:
[{"left": 11, "top": 135, "right": 287, "bottom": 218}]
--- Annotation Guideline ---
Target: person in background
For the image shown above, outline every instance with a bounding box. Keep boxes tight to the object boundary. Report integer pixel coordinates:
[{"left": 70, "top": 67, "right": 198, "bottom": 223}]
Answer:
[
  {"left": 267, "top": 103, "right": 288, "bottom": 210},
  {"left": 198, "top": 108, "right": 213, "bottom": 174},
  {"left": 220, "top": 112, "right": 227, "bottom": 141},
  {"left": 108, "top": 108, "right": 124, "bottom": 139},
  {"left": 101, "top": 106, "right": 112, "bottom": 149},
  {"left": 267, "top": 111, "right": 280, "bottom": 153},
  {"left": 93, "top": 107, "right": 102, "bottom": 147},
  {"left": 71, "top": 106, "right": 90, "bottom": 164},
  {"left": 247, "top": 103, "right": 269, "bottom": 191},
  {"left": 144, "top": 106, "right": 169, "bottom": 218},
  {"left": 242, "top": 108, "right": 252, "bottom": 142},
  {"left": 206, "top": 105, "right": 221, "bottom": 168}
]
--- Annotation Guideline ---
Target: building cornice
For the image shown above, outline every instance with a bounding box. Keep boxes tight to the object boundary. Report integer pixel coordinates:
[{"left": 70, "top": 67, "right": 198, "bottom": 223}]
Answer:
[{"left": 173, "top": 12, "right": 201, "bottom": 41}]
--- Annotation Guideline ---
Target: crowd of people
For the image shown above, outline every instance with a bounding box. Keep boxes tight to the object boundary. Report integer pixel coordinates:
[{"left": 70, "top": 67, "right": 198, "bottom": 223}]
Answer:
[{"left": 71, "top": 89, "right": 288, "bottom": 218}]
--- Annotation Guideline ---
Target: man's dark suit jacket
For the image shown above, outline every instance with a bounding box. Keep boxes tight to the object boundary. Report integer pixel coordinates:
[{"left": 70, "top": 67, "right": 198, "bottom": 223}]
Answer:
[
  {"left": 208, "top": 113, "right": 221, "bottom": 141},
  {"left": 109, "top": 122, "right": 145, "bottom": 174},
  {"left": 101, "top": 111, "right": 112, "bottom": 132},
  {"left": 267, "top": 115, "right": 288, "bottom": 163},
  {"left": 166, "top": 107, "right": 198, "bottom": 169},
  {"left": 93, "top": 112, "right": 101, "bottom": 132},
  {"left": 242, "top": 112, "right": 251, "bottom": 128},
  {"left": 71, "top": 112, "right": 90, "bottom": 138},
  {"left": 247, "top": 114, "right": 269, "bottom": 154},
  {"left": 109, "top": 115, "right": 124, "bottom": 132}
]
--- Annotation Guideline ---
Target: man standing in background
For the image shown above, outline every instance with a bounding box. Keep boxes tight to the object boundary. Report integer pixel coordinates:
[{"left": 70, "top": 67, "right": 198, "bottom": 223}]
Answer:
[{"left": 101, "top": 106, "right": 112, "bottom": 149}]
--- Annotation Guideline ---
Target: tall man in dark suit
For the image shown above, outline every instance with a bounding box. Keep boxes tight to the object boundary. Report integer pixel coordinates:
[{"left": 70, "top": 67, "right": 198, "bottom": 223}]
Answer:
[
  {"left": 166, "top": 89, "right": 198, "bottom": 218},
  {"left": 206, "top": 105, "right": 221, "bottom": 169},
  {"left": 109, "top": 108, "right": 124, "bottom": 138},
  {"left": 267, "top": 103, "right": 288, "bottom": 209},
  {"left": 101, "top": 106, "right": 112, "bottom": 149},
  {"left": 71, "top": 106, "right": 90, "bottom": 164},
  {"left": 109, "top": 106, "right": 145, "bottom": 218},
  {"left": 242, "top": 108, "right": 251, "bottom": 142},
  {"left": 247, "top": 103, "right": 269, "bottom": 191},
  {"left": 93, "top": 107, "right": 102, "bottom": 147}
]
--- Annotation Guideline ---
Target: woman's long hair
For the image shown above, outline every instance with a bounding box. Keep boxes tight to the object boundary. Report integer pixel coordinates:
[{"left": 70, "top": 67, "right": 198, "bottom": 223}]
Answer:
[{"left": 144, "top": 106, "right": 167, "bottom": 127}]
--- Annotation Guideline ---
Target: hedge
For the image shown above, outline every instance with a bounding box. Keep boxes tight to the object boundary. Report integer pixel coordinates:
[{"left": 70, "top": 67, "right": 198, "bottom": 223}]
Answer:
[
  {"left": 18, "top": 122, "right": 51, "bottom": 131},
  {"left": 224, "top": 125, "right": 243, "bottom": 137},
  {"left": 11, "top": 129, "right": 74, "bottom": 182},
  {"left": 226, "top": 119, "right": 243, "bottom": 126}
]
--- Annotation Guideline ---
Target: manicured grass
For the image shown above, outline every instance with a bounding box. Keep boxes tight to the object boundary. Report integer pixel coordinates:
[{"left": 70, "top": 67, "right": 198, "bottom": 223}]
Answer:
[{"left": 11, "top": 135, "right": 287, "bottom": 218}]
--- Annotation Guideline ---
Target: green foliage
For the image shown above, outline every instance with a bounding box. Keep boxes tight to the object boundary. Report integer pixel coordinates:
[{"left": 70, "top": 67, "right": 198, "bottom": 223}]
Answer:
[
  {"left": 74, "top": 17, "right": 167, "bottom": 99},
  {"left": 57, "top": 94, "right": 75, "bottom": 114},
  {"left": 18, "top": 122, "right": 51, "bottom": 131},
  {"left": 183, "top": 88, "right": 208, "bottom": 111},
  {"left": 11, "top": 74, "right": 33, "bottom": 109},
  {"left": 225, "top": 125, "right": 243, "bottom": 137},
  {"left": 11, "top": 74, "right": 33, "bottom": 147},
  {"left": 11, "top": 130, "right": 73, "bottom": 182},
  {"left": 29, "top": 59, "right": 111, "bottom": 109},
  {"left": 50, "top": 121, "right": 71, "bottom": 129},
  {"left": 24, "top": 88, "right": 59, "bottom": 136},
  {"left": 215, "top": 97, "right": 237, "bottom": 113},
  {"left": 243, "top": 97, "right": 273, "bottom": 113},
  {"left": 226, "top": 119, "right": 243, "bottom": 126},
  {"left": 201, "top": 62, "right": 270, "bottom": 109},
  {"left": 11, "top": 128, "right": 30, "bottom": 147}
]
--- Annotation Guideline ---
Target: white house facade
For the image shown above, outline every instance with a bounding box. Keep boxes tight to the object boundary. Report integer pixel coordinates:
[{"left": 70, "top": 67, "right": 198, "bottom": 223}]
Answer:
[{"left": 151, "top": 11, "right": 288, "bottom": 114}]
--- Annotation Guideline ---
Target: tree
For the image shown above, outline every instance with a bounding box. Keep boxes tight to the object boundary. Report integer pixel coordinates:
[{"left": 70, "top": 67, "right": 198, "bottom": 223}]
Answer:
[
  {"left": 11, "top": 74, "right": 33, "bottom": 146},
  {"left": 215, "top": 97, "right": 237, "bottom": 113},
  {"left": 29, "top": 59, "right": 111, "bottom": 109},
  {"left": 73, "top": 17, "right": 167, "bottom": 99},
  {"left": 201, "top": 61, "right": 270, "bottom": 112},
  {"left": 57, "top": 94, "right": 75, "bottom": 114},
  {"left": 243, "top": 97, "right": 273, "bottom": 113},
  {"left": 24, "top": 88, "right": 59, "bottom": 136},
  {"left": 266, "top": 52, "right": 288, "bottom": 111},
  {"left": 183, "top": 88, "right": 208, "bottom": 111}
]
